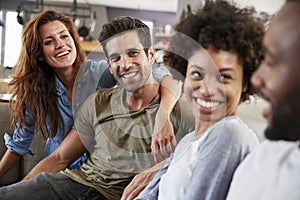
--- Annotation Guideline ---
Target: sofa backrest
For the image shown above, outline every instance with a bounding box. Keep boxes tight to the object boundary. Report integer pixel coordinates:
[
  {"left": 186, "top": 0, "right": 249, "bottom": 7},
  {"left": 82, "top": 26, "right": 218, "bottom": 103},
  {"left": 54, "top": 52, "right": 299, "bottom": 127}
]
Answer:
[
  {"left": 0, "top": 101, "right": 21, "bottom": 185},
  {"left": 0, "top": 101, "right": 46, "bottom": 185}
]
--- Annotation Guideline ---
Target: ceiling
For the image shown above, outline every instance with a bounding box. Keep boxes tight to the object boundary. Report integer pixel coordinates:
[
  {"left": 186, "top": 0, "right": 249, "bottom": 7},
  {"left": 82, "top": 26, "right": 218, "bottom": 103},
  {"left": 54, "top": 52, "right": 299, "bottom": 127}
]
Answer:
[
  {"left": 235, "top": 0, "right": 284, "bottom": 14},
  {"left": 44, "top": 0, "right": 178, "bottom": 12},
  {"left": 43, "top": 0, "right": 284, "bottom": 14}
]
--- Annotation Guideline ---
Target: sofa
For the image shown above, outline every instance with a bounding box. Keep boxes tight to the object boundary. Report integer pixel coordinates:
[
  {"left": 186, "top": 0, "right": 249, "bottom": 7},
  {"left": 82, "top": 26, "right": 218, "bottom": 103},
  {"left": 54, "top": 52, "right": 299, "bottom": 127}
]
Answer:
[{"left": 0, "top": 101, "right": 46, "bottom": 186}]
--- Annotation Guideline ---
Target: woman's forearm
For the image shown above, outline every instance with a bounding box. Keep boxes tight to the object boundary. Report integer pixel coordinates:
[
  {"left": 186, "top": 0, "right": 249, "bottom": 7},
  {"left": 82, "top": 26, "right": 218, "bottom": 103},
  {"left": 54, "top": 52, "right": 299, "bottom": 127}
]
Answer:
[{"left": 0, "top": 150, "right": 22, "bottom": 179}]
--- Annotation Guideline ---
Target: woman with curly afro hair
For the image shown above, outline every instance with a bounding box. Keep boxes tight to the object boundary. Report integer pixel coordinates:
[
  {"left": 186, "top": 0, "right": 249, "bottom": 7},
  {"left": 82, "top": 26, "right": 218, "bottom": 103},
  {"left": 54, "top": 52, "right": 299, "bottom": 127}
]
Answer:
[{"left": 135, "top": 1, "right": 264, "bottom": 199}]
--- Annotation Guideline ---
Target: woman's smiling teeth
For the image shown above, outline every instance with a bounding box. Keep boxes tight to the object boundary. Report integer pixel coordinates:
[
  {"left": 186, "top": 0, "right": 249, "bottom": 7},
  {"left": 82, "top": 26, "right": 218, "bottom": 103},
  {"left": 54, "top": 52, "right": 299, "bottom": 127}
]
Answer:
[
  {"left": 56, "top": 50, "right": 69, "bottom": 58},
  {"left": 121, "top": 71, "right": 138, "bottom": 79},
  {"left": 196, "top": 98, "right": 220, "bottom": 108}
]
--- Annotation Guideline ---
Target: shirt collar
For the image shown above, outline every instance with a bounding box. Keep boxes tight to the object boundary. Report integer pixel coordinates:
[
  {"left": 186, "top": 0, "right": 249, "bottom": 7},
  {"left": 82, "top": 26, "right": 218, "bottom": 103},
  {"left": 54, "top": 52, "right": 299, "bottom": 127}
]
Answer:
[{"left": 55, "top": 75, "right": 66, "bottom": 96}]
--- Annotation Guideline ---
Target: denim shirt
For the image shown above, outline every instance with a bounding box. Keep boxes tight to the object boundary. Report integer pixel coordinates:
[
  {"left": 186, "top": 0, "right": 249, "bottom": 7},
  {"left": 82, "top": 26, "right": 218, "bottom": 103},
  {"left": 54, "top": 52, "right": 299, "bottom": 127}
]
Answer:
[
  {"left": 5, "top": 75, "right": 85, "bottom": 169},
  {"left": 4, "top": 60, "right": 170, "bottom": 170}
]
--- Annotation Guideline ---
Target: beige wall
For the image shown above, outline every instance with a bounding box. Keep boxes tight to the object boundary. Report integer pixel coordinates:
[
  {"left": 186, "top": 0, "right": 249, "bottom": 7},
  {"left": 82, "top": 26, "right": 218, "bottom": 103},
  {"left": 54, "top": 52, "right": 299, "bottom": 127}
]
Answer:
[{"left": 176, "top": 0, "right": 284, "bottom": 23}]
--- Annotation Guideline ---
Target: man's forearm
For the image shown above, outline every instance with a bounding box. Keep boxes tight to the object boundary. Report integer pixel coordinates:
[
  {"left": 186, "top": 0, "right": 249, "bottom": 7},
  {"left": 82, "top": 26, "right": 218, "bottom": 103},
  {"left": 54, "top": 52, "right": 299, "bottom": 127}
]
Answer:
[
  {"left": 23, "top": 129, "right": 88, "bottom": 180},
  {"left": 121, "top": 159, "right": 168, "bottom": 200},
  {"left": 145, "top": 158, "right": 167, "bottom": 173},
  {"left": 23, "top": 154, "right": 69, "bottom": 181}
]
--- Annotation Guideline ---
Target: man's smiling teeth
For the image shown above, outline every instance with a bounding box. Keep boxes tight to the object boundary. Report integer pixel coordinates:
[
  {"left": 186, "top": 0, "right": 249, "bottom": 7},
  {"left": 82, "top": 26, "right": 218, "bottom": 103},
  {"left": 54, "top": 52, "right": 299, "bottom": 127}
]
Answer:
[
  {"left": 122, "top": 72, "right": 137, "bottom": 79},
  {"left": 196, "top": 98, "right": 220, "bottom": 108},
  {"left": 56, "top": 50, "right": 69, "bottom": 57}
]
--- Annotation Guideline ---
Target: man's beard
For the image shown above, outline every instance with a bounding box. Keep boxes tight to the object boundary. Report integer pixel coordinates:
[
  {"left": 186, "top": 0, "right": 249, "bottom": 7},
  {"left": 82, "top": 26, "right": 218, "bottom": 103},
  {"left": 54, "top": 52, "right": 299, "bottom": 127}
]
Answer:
[
  {"left": 265, "top": 89, "right": 300, "bottom": 141},
  {"left": 265, "top": 109, "right": 300, "bottom": 141}
]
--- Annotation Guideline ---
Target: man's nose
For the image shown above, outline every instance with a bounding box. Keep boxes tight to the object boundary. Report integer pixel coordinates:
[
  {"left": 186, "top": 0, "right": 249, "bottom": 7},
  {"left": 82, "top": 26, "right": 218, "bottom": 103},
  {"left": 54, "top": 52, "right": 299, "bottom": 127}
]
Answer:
[
  {"left": 119, "top": 55, "right": 132, "bottom": 70},
  {"left": 251, "top": 65, "right": 265, "bottom": 89}
]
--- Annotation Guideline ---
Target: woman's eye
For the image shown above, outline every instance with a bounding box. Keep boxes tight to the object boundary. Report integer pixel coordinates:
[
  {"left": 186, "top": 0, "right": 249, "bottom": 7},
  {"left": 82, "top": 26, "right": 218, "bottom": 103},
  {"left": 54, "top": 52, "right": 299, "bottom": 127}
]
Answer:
[
  {"left": 219, "top": 74, "right": 232, "bottom": 82},
  {"left": 191, "top": 71, "right": 202, "bottom": 79},
  {"left": 44, "top": 40, "right": 52, "bottom": 45}
]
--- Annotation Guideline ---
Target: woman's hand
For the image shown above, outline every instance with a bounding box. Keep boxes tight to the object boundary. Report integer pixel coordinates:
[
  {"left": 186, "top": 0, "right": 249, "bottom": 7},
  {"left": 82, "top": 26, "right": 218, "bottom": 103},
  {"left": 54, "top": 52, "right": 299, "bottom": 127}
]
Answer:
[
  {"left": 151, "top": 108, "right": 177, "bottom": 163},
  {"left": 151, "top": 76, "right": 182, "bottom": 163}
]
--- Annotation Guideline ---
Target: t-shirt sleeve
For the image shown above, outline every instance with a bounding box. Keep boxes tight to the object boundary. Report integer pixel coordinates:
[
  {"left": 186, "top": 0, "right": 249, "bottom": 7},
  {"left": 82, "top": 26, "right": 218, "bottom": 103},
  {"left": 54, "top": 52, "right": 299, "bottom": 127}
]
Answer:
[
  {"left": 73, "top": 92, "right": 97, "bottom": 152},
  {"left": 74, "top": 93, "right": 96, "bottom": 137}
]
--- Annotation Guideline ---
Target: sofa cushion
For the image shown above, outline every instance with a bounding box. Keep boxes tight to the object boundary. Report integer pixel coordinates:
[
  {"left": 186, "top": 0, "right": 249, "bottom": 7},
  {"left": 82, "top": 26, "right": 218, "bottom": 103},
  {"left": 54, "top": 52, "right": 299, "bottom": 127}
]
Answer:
[{"left": 21, "top": 132, "right": 47, "bottom": 177}]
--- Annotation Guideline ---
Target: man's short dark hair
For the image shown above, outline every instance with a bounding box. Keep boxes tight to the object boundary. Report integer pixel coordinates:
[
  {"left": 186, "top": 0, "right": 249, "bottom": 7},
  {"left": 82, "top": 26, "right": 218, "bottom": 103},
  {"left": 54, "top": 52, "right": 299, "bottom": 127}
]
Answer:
[
  {"left": 98, "top": 16, "right": 151, "bottom": 58},
  {"left": 286, "top": 0, "right": 300, "bottom": 2}
]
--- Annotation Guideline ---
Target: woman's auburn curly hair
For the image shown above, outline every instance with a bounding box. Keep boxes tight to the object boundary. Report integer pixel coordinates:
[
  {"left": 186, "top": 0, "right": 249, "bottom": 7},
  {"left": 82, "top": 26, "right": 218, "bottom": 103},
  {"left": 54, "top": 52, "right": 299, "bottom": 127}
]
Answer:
[{"left": 167, "top": 1, "right": 264, "bottom": 103}]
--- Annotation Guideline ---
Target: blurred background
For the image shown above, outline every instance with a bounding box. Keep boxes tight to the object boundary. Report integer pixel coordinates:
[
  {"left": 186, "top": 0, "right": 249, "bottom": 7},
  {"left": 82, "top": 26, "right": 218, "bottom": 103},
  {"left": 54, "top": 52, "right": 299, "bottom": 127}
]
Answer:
[{"left": 0, "top": 0, "right": 284, "bottom": 139}]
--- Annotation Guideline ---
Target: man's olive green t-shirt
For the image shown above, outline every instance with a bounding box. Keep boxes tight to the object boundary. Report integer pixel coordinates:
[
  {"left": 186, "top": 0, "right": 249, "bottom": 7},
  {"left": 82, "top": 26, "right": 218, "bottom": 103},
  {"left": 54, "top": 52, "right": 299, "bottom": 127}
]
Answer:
[{"left": 63, "top": 87, "right": 195, "bottom": 200}]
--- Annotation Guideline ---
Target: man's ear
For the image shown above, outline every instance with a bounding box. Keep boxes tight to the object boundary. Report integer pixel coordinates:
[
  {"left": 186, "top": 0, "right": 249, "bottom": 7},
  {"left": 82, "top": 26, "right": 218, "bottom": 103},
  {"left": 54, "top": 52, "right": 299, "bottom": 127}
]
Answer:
[
  {"left": 148, "top": 47, "right": 155, "bottom": 64},
  {"left": 242, "top": 82, "right": 248, "bottom": 92}
]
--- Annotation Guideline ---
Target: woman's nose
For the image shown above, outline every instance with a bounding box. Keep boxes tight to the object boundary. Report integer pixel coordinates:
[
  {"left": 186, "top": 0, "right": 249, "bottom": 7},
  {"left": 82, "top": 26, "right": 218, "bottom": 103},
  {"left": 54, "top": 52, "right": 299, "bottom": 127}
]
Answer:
[
  {"left": 199, "top": 79, "right": 217, "bottom": 97},
  {"left": 55, "top": 39, "right": 65, "bottom": 49}
]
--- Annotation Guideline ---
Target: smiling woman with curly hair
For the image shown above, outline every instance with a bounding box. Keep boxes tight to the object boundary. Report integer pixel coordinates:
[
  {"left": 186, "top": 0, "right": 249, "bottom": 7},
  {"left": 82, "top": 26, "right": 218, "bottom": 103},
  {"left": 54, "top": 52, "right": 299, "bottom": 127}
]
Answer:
[
  {"left": 168, "top": 0, "right": 264, "bottom": 102},
  {"left": 136, "top": 1, "right": 264, "bottom": 199}
]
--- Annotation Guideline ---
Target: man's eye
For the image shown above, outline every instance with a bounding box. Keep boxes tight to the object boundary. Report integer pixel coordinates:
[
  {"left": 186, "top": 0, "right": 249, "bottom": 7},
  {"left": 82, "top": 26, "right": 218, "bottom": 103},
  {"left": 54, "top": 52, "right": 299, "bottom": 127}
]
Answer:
[
  {"left": 266, "top": 61, "right": 274, "bottom": 67},
  {"left": 263, "top": 55, "right": 275, "bottom": 68},
  {"left": 265, "top": 59, "right": 275, "bottom": 68},
  {"left": 128, "top": 51, "right": 139, "bottom": 57},
  {"left": 110, "top": 56, "right": 120, "bottom": 63}
]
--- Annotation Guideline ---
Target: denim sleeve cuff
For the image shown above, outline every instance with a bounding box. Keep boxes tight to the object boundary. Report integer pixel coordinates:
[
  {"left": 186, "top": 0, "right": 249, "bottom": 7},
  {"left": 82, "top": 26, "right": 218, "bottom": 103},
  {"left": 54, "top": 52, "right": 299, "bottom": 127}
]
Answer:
[
  {"left": 4, "top": 133, "right": 34, "bottom": 156},
  {"left": 152, "top": 65, "right": 170, "bottom": 83}
]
